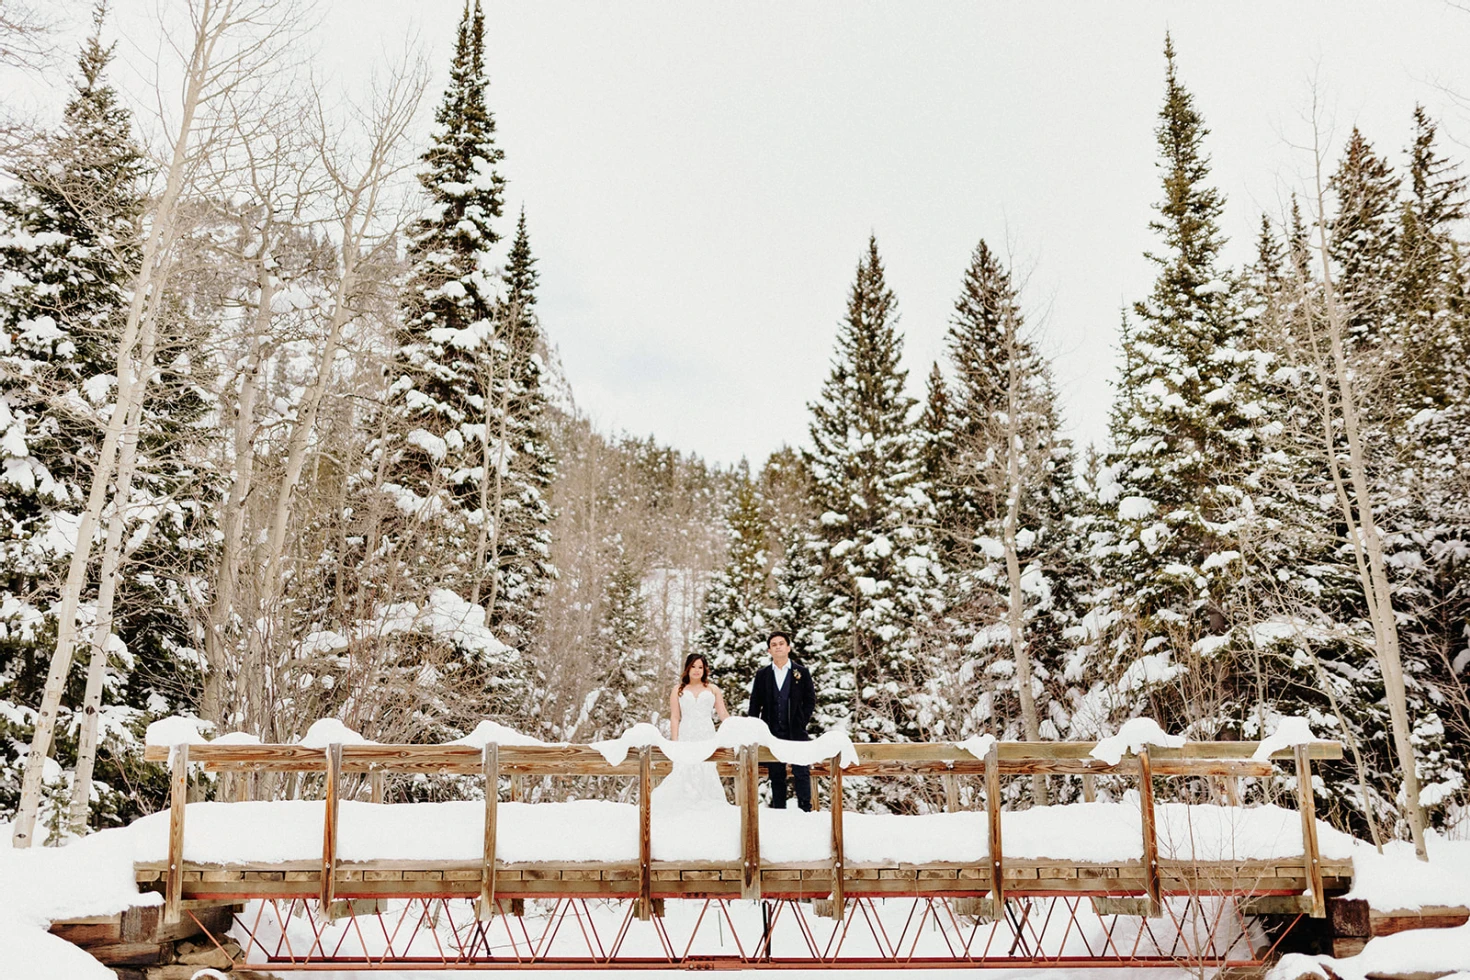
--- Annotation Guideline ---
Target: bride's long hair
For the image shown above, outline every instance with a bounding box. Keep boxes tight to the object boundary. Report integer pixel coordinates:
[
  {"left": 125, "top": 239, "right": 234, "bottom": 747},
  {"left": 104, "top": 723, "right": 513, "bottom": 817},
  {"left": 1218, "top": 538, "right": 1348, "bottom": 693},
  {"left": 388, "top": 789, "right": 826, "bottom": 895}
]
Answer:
[{"left": 678, "top": 653, "right": 711, "bottom": 695}]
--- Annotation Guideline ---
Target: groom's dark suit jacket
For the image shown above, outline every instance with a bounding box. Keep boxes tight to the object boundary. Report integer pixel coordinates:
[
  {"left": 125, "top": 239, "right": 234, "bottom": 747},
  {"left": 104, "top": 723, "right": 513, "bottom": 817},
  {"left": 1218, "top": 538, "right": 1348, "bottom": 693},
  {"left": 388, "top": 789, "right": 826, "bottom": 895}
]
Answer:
[{"left": 748, "top": 658, "right": 816, "bottom": 741}]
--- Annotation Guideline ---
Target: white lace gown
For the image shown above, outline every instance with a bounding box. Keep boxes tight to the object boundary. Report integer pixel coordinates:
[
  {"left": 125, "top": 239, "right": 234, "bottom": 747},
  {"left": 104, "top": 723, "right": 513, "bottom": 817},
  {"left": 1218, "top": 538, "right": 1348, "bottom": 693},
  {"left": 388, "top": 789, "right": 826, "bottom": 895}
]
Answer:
[{"left": 652, "top": 689, "right": 729, "bottom": 810}]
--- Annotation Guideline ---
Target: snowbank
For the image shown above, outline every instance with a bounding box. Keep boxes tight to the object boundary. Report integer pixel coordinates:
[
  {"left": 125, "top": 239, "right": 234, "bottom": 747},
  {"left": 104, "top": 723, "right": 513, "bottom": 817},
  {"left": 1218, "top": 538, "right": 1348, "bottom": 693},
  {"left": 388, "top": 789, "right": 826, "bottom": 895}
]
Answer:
[
  {"left": 0, "top": 820, "right": 160, "bottom": 980},
  {"left": 1270, "top": 923, "right": 1470, "bottom": 980},
  {"left": 1345, "top": 834, "right": 1470, "bottom": 911}
]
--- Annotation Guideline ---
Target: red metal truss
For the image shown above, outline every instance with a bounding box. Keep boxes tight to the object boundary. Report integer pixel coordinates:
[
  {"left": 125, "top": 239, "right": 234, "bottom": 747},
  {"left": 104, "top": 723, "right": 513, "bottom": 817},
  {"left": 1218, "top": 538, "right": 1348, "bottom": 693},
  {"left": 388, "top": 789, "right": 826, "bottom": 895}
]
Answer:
[{"left": 189, "top": 894, "right": 1304, "bottom": 970}]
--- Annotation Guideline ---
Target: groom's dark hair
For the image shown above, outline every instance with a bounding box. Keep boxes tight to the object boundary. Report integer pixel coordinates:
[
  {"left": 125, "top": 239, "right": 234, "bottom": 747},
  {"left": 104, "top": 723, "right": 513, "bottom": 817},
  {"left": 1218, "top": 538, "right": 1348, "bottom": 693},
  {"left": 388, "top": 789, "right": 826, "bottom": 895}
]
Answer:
[{"left": 767, "top": 630, "right": 792, "bottom": 647}]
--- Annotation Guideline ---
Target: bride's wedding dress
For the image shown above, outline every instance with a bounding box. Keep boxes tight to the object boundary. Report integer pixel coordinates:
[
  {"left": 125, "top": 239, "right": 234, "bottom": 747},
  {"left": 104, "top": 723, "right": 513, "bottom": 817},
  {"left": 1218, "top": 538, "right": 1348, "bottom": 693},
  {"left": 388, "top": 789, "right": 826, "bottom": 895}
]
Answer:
[{"left": 652, "top": 688, "right": 728, "bottom": 809}]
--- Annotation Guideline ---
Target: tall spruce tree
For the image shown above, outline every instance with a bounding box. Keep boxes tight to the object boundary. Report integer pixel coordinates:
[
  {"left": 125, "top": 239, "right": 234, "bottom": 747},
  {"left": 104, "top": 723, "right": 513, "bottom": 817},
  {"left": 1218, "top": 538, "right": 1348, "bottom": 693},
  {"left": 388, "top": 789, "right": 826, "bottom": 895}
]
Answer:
[
  {"left": 367, "top": 0, "right": 527, "bottom": 725},
  {"left": 485, "top": 209, "right": 557, "bottom": 650},
  {"left": 930, "top": 241, "right": 1083, "bottom": 757},
  {"left": 1086, "top": 37, "right": 1270, "bottom": 737},
  {"left": 805, "top": 236, "right": 943, "bottom": 742}
]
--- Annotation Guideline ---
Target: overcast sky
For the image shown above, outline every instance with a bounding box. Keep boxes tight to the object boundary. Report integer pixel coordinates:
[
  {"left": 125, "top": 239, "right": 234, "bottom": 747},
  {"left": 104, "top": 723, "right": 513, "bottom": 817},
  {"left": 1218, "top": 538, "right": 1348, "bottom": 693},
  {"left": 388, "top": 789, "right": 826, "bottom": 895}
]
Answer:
[{"left": 15, "top": 1, "right": 1470, "bottom": 467}]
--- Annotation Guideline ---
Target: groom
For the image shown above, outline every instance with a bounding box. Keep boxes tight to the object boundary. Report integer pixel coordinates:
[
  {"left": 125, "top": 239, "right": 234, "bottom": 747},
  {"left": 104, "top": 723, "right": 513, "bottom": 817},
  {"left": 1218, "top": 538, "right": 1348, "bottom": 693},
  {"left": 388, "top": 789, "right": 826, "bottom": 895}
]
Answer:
[{"left": 747, "top": 630, "right": 816, "bottom": 811}]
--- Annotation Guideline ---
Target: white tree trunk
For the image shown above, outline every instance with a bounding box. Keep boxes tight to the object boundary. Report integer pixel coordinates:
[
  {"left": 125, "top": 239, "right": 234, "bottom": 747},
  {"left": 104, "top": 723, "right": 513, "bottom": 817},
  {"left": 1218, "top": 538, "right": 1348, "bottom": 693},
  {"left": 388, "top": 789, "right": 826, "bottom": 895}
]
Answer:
[
  {"left": 65, "top": 341, "right": 156, "bottom": 835},
  {"left": 1309, "top": 142, "right": 1430, "bottom": 860},
  {"left": 12, "top": 0, "right": 298, "bottom": 845},
  {"left": 1000, "top": 308, "right": 1046, "bottom": 805}
]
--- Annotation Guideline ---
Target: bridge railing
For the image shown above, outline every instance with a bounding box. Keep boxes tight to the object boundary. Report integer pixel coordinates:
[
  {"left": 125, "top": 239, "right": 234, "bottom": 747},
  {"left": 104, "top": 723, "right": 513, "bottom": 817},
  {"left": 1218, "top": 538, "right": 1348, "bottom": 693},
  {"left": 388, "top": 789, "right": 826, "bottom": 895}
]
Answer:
[{"left": 140, "top": 738, "right": 1343, "bottom": 925}]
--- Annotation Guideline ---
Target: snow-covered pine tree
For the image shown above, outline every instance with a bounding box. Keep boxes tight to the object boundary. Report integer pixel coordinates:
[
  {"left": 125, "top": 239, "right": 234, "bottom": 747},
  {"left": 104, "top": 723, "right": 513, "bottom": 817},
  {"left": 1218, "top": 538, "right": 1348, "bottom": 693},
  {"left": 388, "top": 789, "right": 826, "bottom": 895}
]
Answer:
[
  {"left": 484, "top": 209, "right": 557, "bottom": 651},
  {"left": 697, "top": 463, "right": 770, "bottom": 707},
  {"left": 1236, "top": 208, "right": 1407, "bottom": 839},
  {"left": 1329, "top": 128, "right": 1401, "bottom": 352},
  {"left": 805, "top": 236, "right": 943, "bottom": 743},
  {"left": 1382, "top": 109, "right": 1470, "bottom": 815},
  {"left": 365, "top": 0, "right": 528, "bottom": 726},
  {"left": 0, "top": 11, "right": 165, "bottom": 829},
  {"left": 1086, "top": 37, "right": 1272, "bottom": 738},
  {"left": 928, "top": 240, "right": 1083, "bottom": 768},
  {"left": 584, "top": 544, "right": 659, "bottom": 739}
]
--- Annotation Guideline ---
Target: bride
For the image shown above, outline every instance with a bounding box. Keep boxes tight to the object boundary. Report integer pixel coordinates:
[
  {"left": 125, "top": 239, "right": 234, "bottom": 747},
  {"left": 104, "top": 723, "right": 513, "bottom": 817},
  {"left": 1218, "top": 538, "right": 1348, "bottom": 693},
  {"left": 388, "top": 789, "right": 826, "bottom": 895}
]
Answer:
[{"left": 653, "top": 653, "right": 731, "bottom": 809}]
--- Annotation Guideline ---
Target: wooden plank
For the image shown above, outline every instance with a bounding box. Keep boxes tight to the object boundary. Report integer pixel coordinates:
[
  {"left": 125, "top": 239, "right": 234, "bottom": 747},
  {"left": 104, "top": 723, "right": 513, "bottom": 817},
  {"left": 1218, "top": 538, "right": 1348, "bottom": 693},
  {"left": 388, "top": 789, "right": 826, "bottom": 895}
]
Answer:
[
  {"left": 830, "top": 754, "right": 844, "bottom": 921},
  {"left": 1368, "top": 905, "right": 1470, "bottom": 936},
  {"left": 638, "top": 744, "right": 652, "bottom": 920},
  {"left": 478, "top": 742, "right": 498, "bottom": 920},
  {"left": 985, "top": 741, "right": 1003, "bottom": 912},
  {"left": 165, "top": 743, "right": 188, "bottom": 925},
  {"left": 1294, "top": 744, "right": 1325, "bottom": 919},
  {"left": 941, "top": 772, "right": 958, "bottom": 812},
  {"left": 369, "top": 769, "right": 384, "bottom": 804},
  {"left": 320, "top": 742, "right": 342, "bottom": 913},
  {"left": 740, "top": 744, "right": 760, "bottom": 900},
  {"left": 1240, "top": 895, "right": 1314, "bottom": 915},
  {"left": 1082, "top": 773, "right": 1096, "bottom": 803},
  {"left": 1138, "top": 748, "right": 1160, "bottom": 917}
]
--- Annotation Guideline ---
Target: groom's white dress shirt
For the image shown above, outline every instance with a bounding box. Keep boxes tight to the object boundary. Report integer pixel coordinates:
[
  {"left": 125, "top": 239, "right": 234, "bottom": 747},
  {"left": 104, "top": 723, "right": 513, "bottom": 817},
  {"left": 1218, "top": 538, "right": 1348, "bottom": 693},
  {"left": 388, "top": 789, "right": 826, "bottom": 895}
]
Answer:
[{"left": 772, "top": 661, "right": 791, "bottom": 691}]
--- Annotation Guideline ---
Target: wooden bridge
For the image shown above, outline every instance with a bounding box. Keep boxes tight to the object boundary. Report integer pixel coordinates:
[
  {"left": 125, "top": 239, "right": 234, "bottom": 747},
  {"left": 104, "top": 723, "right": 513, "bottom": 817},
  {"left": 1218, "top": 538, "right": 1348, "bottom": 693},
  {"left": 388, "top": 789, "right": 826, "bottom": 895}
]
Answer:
[{"left": 114, "top": 736, "right": 1355, "bottom": 971}]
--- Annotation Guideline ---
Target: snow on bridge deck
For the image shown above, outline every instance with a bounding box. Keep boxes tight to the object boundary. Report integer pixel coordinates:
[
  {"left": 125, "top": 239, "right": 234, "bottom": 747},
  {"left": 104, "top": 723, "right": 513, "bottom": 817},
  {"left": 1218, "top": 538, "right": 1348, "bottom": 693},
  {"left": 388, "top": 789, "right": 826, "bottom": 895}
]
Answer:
[{"left": 129, "top": 796, "right": 1356, "bottom": 903}]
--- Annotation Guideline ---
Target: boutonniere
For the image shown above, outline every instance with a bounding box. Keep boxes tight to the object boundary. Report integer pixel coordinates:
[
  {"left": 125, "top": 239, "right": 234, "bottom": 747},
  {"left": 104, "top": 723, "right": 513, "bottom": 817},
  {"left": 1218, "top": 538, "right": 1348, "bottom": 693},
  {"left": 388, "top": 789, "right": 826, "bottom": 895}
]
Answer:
[{"left": 792, "top": 669, "right": 802, "bottom": 681}]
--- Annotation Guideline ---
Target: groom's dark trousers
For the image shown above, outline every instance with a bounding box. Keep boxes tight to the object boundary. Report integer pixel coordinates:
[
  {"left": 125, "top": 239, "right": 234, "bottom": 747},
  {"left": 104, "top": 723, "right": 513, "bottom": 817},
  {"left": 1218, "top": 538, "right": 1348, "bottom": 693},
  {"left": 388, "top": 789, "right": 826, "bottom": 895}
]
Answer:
[{"left": 748, "top": 658, "right": 817, "bottom": 811}]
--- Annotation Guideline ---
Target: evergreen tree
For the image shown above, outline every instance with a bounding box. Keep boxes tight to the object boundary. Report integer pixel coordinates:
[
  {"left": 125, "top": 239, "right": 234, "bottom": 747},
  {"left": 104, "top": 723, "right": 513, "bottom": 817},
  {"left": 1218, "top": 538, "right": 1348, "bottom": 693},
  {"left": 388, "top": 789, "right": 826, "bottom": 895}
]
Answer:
[
  {"left": 697, "top": 464, "right": 770, "bottom": 706},
  {"left": 486, "top": 210, "right": 557, "bottom": 650},
  {"left": 1086, "top": 36, "right": 1271, "bottom": 737},
  {"left": 585, "top": 545, "right": 658, "bottom": 739},
  {"left": 930, "top": 240, "right": 1083, "bottom": 752},
  {"left": 0, "top": 9, "right": 173, "bottom": 828},
  {"left": 1329, "top": 128, "right": 1401, "bottom": 350},
  {"left": 805, "top": 236, "right": 943, "bottom": 741},
  {"left": 364, "top": 0, "right": 530, "bottom": 725}
]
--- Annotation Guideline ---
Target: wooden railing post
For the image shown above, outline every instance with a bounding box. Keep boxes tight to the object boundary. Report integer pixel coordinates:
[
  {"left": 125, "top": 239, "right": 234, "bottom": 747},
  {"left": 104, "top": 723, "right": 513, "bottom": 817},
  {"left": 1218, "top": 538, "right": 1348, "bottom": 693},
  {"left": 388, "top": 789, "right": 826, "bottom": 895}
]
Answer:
[
  {"left": 1138, "top": 748, "right": 1160, "bottom": 916},
  {"left": 165, "top": 743, "right": 188, "bottom": 925},
  {"left": 369, "top": 768, "right": 384, "bottom": 804},
  {"left": 478, "top": 742, "right": 499, "bottom": 920},
  {"left": 1294, "top": 745, "right": 1325, "bottom": 918},
  {"left": 320, "top": 743, "right": 342, "bottom": 914},
  {"left": 1082, "top": 772, "right": 1096, "bottom": 803},
  {"left": 829, "top": 754, "right": 844, "bottom": 921},
  {"left": 985, "top": 741, "right": 1003, "bottom": 915},
  {"left": 637, "top": 745, "right": 653, "bottom": 920},
  {"left": 739, "top": 744, "right": 761, "bottom": 900}
]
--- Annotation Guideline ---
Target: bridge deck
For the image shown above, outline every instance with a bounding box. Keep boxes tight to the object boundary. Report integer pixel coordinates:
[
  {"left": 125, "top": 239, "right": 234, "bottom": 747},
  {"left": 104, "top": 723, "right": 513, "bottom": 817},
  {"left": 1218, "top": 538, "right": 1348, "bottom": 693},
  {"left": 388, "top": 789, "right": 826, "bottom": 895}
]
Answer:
[{"left": 136, "top": 855, "right": 1353, "bottom": 902}]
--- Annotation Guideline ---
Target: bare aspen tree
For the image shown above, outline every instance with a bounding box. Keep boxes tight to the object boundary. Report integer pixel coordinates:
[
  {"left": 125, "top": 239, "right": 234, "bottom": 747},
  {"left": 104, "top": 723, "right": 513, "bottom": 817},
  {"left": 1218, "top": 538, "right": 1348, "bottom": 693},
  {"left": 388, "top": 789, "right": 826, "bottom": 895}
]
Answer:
[
  {"left": 0, "top": 0, "right": 52, "bottom": 73},
  {"left": 998, "top": 298, "right": 1048, "bottom": 805},
  {"left": 237, "top": 55, "right": 426, "bottom": 737},
  {"left": 1303, "top": 120, "right": 1430, "bottom": 859},
  {"left": 196, "top": 88, "right": 319, "bottom": 725},
  {"left": 64, "top": 327, "right": 159, "bottom": 836},
  {"left": 12, "top": 0, "right": 306, "bottom": 847}
]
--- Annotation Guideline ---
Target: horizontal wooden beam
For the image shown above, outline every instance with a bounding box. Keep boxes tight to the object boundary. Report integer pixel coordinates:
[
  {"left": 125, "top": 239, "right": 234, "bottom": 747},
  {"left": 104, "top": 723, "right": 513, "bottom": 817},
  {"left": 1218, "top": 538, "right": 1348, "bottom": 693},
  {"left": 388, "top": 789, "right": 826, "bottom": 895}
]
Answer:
[{"left": 140, "top": 738, "right": 1343, "bottom": 775}]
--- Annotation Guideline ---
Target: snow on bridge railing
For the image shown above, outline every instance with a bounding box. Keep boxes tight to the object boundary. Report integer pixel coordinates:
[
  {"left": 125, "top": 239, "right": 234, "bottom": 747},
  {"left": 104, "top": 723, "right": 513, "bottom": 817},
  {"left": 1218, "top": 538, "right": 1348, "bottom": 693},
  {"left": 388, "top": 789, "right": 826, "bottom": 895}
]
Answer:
[{"left": 140, "top": 723, "right": 1343, "bottom": 929}]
